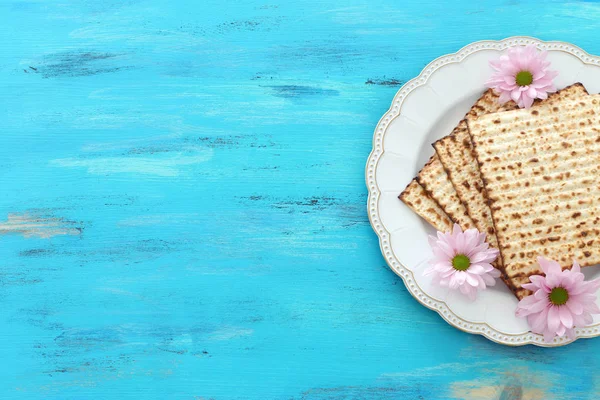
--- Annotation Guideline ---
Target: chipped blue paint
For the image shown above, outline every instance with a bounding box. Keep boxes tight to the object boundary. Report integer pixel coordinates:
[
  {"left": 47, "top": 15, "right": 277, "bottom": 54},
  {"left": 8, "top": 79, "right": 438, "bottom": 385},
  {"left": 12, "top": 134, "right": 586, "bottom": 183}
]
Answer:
[{"left": 1, "top": 0, "right": 600, "bottom": 399}]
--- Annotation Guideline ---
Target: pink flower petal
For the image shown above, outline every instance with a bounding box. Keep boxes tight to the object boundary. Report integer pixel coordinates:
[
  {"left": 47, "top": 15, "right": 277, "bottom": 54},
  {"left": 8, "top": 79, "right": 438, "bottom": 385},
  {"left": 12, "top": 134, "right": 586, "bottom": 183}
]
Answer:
[
  {"left": 475, "top": 274, "right": 486, "bottom": 288},
  {"left": 448, "top": 273, "right": 459, "bottom": 289},
  {"left": 521, "top": 283, "right": 539, "bottom": 292},
  {"left": 504, "top": 75, "right": 516, "bottom": 85},
  {"left": 559, "top": 306, "right": 574, "bottom": 328},
  {"left": 543, "top": 330, "right": 556, "bottom": 343},
  {"left": 518, "top": 296, "right": 548, "bottom": 315},
  {"left": 510, "top": 89, "right": 521, "bottom": 103},
  {"left": 547, "top": 306, "right": 561, "bottom": 332},
  {"left": 570, "top": 279, "right": 600, "bottom": 295},
  {"left": 545, "top": 70, "right": 559, "bottom": 80},
  {"left": 533, "top": 70, "right": 546, "bottom": 80},
  {"left": 430, "top": 265, "right": 453, "bottom": 278},
  {"left": 465, "top": 272, "right": 479, "bottom": 287},
  {"left": 540, "top": 257, "right": 562, "bottom": 275},
  {"left": 498, "top": 91, "right": 512, "bottom": 104},
  {"left": 489, "top": 59, "right": 503, "bottom": 69},
  {"left": 455, "top": 271, "right": 466, "bottom": 285},
  {"left": 529, "top": 306, "right": 549, "bottom": 332},
  {"left": 578, "top": 293, "right": 597, "bottom": 303},
  {"left": 462, "top": 230, "right": 480, "bottom": 256},
  {"left": 459, "top": 283, "right": 477, "bottom": 301},
  {"left": 467, "top": 288, "right": 477, "bottom": 301},
  {"left": 467, "top": 264, "right": 485, "bottom": 274},
  {"left": 499, "top": 82, "right": 517, "bottom": 92},
  {"left": 534, "top": 287, "right": 550, "bottom": 298},
  {"left": 435, "top": 241, "right": 455, "bottom": 260},
  {"left": 586, "top": 279, "right": 600, "bottom": 292},
  {"left": 518, "top": 293, "right": 541, "bottom": 307},
  {"left": 566, "top": 299, "right": 584, "bottom": 315},
  {"left": 469, "top": 251, "right": 493, "bottom": 265},
  {"left": 482, "top": 273, "right": 497, "bottom": 286},
  {"left": 529, "top": 275, "right": 550, "bottom": 291},
  {"left": 452, "top": 223, "right": 462, "bottom": 237},
  {"left": 584, "top": 301, "right": 600, "bottom": 314},
  {"left": 573, "top": 313, "right": 588, "bottom": 327},
  {"left": 545, "top": 274, "right": 560, "bottom": 289},
  {"left": 522, "top": 94, "right": 534, "bottom": 109}
]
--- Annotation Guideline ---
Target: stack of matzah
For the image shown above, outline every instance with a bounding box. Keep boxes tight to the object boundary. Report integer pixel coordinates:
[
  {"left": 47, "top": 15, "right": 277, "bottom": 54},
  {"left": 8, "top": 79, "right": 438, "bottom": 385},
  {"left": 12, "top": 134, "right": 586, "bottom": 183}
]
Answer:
[{"left": 399, "top": 83, "right": 594, "bottom": 299}]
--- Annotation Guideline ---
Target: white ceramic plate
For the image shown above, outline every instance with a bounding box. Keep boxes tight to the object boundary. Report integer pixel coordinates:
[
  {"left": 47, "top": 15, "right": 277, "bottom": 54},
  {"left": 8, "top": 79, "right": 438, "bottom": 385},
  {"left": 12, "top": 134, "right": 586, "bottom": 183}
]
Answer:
[{"left": 366, "top": 36, "right": 600, "bottom": 347}]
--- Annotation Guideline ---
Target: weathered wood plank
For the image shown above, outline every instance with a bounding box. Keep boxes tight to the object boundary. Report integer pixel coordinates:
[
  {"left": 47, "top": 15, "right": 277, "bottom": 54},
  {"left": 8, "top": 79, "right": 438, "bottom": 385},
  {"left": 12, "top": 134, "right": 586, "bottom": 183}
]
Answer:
[{"left": 1, "top": 0, "right": 600, "bottom": 398}]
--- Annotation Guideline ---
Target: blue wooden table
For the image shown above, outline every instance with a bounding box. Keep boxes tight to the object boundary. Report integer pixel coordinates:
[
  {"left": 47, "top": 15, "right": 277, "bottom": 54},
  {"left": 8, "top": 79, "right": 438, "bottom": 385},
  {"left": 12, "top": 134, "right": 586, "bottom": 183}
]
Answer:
[{"left": 2, "top": 1, "right": 599, "bottom": 398}]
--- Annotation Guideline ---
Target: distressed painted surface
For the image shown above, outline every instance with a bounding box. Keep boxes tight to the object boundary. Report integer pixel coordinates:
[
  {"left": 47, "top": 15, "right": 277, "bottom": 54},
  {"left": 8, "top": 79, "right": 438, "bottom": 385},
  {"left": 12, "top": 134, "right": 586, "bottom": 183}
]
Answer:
[{"left": 2, "top": 0, "right": 600, "bottom": 399}]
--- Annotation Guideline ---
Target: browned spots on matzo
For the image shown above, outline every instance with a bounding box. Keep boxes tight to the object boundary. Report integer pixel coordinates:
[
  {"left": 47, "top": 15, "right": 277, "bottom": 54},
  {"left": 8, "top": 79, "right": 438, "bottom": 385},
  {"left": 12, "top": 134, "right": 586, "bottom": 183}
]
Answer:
[
  {"left": 399, "top": 179, "right": 453, "bottom": 232},
  {"left": 469, "top": 85, "right": 600, "bottom": 299},
  {"left": 416, "top": 154, "right": 474, "bottom": 230}
]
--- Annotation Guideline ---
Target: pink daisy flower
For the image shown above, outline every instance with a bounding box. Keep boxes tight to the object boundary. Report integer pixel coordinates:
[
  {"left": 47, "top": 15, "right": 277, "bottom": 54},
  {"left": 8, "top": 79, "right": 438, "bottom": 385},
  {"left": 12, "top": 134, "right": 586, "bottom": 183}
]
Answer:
[
  {"left": 486, "top": 44, "right": 558, "bottom": 109},
  {"left": 425, "top": 224, "right": 500, "bottom": 300},
  {"left": 516, "top": 257, "right": 600, "bottom": 343}
]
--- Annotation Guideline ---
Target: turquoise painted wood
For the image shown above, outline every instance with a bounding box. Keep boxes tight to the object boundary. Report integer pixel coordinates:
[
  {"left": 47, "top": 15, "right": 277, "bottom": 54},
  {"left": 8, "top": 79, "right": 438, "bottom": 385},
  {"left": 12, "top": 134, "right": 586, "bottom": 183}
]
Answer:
[{"left": 2, "top": 1, "right": 600, "bottom": 398}]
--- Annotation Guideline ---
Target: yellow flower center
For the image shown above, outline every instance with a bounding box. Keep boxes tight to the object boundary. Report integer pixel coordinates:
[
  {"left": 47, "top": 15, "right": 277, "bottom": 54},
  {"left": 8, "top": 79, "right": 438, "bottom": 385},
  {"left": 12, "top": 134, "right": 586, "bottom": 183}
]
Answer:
[
  {"left": 549, "top": 287, "right": 569, "bottom": 306},
  {"left": 515, "top": 70, "right": 533, "bottom": 86},
  {"left": 452, "top": 254, "right": 470, "bottom": 271}
]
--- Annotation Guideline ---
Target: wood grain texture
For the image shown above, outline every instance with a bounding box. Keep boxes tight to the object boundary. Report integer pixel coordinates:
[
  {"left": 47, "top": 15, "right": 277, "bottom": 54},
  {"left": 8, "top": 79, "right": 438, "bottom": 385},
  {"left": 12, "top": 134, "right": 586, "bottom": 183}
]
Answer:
[{"left": 2, "top": 0, "right": 600, "bottom": 398}]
